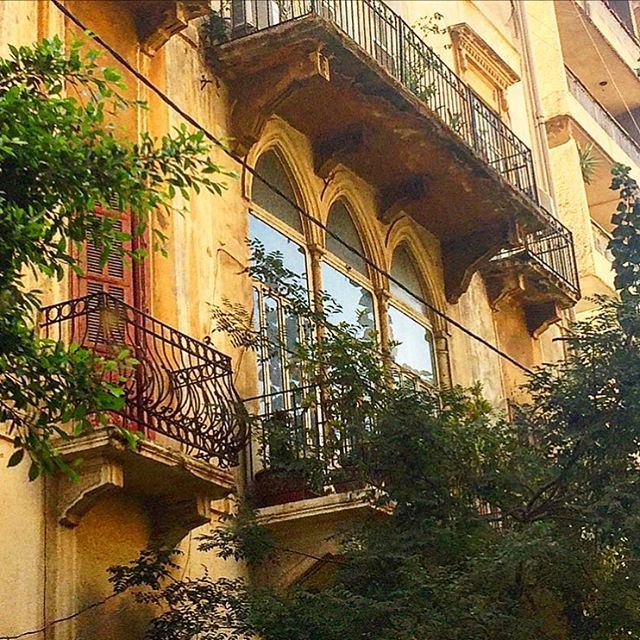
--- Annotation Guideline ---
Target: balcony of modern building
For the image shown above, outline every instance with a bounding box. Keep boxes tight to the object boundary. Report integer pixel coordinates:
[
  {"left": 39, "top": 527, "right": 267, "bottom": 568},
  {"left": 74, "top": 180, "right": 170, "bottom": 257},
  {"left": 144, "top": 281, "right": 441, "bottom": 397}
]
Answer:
[
  {"left": 590, "top": 219, "right": 616, "bottom": 293},
  {"left": 204, "top": 0, "right": 578, "bottom": 306},
  {"left": 39, "top": 291, "right": 247, "bottom": 542},
  {"left": 555, "top": 67, "right": 636, "bottom": 303},
  {"left": 563, "top": 67, "right": 640, "bottom": 173},
  {"left": 555, "top": 0, "right": 640, "bottom": 148}
]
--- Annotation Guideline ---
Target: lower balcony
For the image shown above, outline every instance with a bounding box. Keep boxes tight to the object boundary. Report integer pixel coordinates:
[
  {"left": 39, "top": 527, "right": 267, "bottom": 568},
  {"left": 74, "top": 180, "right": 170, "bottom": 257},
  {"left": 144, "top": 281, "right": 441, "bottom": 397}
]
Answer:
[
  {"left": 482, "top": 208, "right": 581, "bottom": 336},
  {"left": 246, "top": 385, "right": 394, "bottom": 588},
  {"left": 39, "top": 291, "right": 247, "bottom": 540}
]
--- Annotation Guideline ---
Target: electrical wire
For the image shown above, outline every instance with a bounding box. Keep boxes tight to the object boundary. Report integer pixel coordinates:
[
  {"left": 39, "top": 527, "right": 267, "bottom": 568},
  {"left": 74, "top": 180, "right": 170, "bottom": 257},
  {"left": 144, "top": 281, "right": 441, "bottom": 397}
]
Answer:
[
  {"left": 50, "top": 0, "right": 533, "bottom": 375},
  {"left": 575, "top": 6, "right": 640, "bottom": 138},
  {"left": 0, "top": 593, "right": 120, "bottom": 640}
]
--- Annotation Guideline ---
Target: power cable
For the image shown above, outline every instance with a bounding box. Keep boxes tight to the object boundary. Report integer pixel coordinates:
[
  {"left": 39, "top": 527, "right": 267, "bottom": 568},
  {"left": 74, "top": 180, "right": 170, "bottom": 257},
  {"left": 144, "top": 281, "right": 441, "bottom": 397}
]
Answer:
[
  {"left": 0, "top": 593, "right": 120, "bottom": 640},
  {"left": 50, "top": 0, "right": 534, "bottom": 375},
  {"left": 575, "top": 6, "right": 640, "bottom": 138}
]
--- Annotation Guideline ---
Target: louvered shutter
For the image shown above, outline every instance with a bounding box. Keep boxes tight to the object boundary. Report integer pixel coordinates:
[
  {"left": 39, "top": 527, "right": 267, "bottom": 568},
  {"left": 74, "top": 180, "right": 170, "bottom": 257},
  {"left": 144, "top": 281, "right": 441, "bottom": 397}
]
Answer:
[{"left": 75, "top": 208, "right": 135, "bottom": 344}]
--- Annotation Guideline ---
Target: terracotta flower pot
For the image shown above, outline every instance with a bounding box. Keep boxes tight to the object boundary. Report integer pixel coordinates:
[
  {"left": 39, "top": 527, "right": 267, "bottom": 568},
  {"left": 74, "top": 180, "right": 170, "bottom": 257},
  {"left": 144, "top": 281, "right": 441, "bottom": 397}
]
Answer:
[{"left": 253, "top": 469, "right": 316, "bottom": 507}]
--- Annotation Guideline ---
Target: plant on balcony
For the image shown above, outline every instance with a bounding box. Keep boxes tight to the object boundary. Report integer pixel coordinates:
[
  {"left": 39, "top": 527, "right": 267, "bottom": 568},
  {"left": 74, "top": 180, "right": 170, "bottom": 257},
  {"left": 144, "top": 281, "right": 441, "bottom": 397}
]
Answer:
[
  {"left": 0, "top": 37, "right": 232, "bottom": 478},
  {"left": 578, "top": 142, "right": 602, "bottom": 184},
  {"left": 253, "top": 409, "right": 324, "bottom": 507},
  {"left": 203, "top": 5, "right": 231, "bottom": 45},
  {"left": 109, "top": 166, "right": 640, "bottom": 639}
]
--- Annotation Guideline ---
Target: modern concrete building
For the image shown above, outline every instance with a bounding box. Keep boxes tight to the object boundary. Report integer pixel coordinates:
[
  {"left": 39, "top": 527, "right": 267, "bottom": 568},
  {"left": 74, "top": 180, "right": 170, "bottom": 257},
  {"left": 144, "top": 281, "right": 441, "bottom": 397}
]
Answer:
[{"left": 0, "top": 0, "right": 637, "bottom": 637}]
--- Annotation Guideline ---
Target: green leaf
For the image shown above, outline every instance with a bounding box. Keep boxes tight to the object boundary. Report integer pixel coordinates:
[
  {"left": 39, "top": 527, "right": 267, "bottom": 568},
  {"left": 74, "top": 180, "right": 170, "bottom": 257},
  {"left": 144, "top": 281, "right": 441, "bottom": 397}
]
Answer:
[{"left": 7, "top": 449, "right": 24, "bottom": 467}]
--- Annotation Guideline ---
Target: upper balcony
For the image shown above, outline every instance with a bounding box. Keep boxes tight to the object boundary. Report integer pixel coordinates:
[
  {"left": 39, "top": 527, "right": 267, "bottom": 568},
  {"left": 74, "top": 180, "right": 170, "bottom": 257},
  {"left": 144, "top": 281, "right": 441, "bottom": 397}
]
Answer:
[
  {"left": 40, "top": 292, "right": 247, "bottom": 539},
  {"left": 483, "top": 207, "right": 580, "bottom": 336},
  {"left": 555, "top": 1, "right": 640, "bottom": 132},
  {"left": 205, "top": 0, "right": 579, "bottom": 306},
  {"left": 566, "top": 67, "right": 640, "bottom": 172}
]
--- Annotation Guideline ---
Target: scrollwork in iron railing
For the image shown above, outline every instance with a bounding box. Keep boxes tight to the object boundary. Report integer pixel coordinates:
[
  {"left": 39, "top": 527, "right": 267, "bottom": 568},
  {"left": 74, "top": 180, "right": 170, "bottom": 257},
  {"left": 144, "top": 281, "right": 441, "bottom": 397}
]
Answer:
[
  {"left": 217, "top": 0, "right": 538, "bottom": 205},
  {"left": 39, "top": 292, "right": 247, "bottom": 467}
]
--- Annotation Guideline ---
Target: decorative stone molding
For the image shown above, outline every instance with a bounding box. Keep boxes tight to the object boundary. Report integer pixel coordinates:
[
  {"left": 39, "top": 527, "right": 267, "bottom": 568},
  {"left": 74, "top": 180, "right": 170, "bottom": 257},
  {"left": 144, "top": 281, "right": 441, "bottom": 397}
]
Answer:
[
  {"left": 449, "top": 23, "right": 520, "bottom": 113},
  {"left": 57, "top": 457, "right": 124, "bottom": 528},
  {"left": 53, "top": 428, "right": 235, "bottom": 534},
  {"left": 139, "top": 1, "right": 210, "bottom": 55}
]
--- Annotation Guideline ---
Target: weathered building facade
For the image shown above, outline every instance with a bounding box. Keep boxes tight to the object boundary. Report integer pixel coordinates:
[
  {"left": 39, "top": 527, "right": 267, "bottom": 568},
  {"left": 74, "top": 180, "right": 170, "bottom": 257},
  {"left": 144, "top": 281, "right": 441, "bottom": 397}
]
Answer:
[{"left": 0, "top": 0, "right": 637, "bottom": 636}]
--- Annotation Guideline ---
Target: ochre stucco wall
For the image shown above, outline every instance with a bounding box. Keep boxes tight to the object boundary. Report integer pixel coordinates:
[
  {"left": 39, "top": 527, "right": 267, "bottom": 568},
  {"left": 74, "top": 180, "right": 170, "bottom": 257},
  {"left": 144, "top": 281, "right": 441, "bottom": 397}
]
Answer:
[{"left": 2, "top": 0, "right": 627, "bottom": 636}]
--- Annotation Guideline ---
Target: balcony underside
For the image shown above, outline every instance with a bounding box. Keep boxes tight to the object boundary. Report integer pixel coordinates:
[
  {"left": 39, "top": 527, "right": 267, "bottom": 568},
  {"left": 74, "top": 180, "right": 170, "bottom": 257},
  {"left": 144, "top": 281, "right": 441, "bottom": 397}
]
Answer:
[
  {"left": 253, "top": 491, "right": 386, "bottom": 589},
  {"left": 482, "top": 252, "right": 578, "bottom": 337},
  {"left": 209, "top": 15, "right": 551, "bottom": 302},
  {"left": 555, "top": 0, "right": 640, "bottom": 117},
  {"left": 53, "top": 428, "right": 234, "bottom": 544}
]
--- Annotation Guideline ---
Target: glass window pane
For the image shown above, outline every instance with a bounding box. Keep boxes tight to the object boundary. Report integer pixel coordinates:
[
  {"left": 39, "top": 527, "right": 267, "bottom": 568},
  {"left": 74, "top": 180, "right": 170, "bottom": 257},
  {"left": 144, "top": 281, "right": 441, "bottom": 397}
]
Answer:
[
  {"left": 388, "top": 304, "right": 434, "bottom": 383},
  {"left": 322, "top": 262, "right": 375, "bottom": 336},
  {"left": 390, "top": 246, "right": 427, "bottom": 314},
  {"left": 249, "top": 214, "right": 307, "bottom": 283},
  {"left": 264, "top": 294, "right": 284, "bottom": 408},
  {"left": 251, "top": 151, "right": 302, "bottom": 232},
  {"left": 326, "top": 202, "right": 367, "bottom": 275}
]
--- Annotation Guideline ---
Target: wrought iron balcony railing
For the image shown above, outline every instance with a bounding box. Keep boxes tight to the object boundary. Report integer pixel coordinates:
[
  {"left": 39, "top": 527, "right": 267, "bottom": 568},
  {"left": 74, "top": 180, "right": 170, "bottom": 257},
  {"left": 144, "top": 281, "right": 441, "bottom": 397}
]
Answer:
[
  {"left": 493, "top": 206, "right": 581, "bottom": 299},
  {"left": 40, "top": 292, "right": 246, "bottom": 467},
  {"left": 247, "top": 370, "right": 439, "bottom": 488},
  {"left": 219, "top": 0, "right": 538, "bottom": 204}
]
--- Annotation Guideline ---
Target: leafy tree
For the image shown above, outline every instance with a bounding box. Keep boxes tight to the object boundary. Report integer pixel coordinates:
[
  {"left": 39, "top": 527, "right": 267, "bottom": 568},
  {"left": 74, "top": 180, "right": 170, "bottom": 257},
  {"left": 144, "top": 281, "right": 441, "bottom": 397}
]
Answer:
[
  {"left": 109, "top": 162, "right": 640, "bottom": 639},
  {"left": 0, "top": 37, "right": 230, "bottom": 478}
]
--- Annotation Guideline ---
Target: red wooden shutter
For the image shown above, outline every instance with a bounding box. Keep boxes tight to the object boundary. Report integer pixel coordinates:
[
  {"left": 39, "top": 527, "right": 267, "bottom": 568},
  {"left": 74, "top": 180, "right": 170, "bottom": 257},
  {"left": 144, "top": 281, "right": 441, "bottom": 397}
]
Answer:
[{"left": 74, "top": 207, "right": 136, "bottom": 344}]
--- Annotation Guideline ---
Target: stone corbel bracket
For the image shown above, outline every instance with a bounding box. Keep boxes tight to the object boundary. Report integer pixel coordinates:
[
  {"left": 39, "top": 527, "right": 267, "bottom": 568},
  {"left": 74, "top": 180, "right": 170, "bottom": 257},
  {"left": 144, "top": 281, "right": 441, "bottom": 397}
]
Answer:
[
  {"left": 139, "top": 1, "right": 210, "bottom": 55},
  {"left": 57, "top": 456, "right": 124, "bottom": 528},
  {"left": 148, "top": 494, "right": 214, "bottom": 547},
  {"left": 225, "top": 48, "right": 331, "bottom": 155}
]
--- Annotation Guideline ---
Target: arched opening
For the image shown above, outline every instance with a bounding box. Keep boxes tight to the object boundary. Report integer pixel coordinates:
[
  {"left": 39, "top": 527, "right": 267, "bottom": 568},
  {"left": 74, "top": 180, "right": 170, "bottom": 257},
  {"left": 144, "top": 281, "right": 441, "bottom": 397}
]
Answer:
[
  {"left": 321, "top": 201, "right": 375, "bottom": 336},
  {"left": 388, "top": 245, "right": 437, "bottom": 385},
  {"left": 249, "top": 150, "right": 310, "bottom": 413}
]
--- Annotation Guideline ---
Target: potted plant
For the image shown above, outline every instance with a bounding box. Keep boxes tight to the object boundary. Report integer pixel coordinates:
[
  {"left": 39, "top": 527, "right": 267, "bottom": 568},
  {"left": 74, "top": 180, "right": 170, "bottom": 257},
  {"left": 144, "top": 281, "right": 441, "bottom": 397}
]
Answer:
[
  {"left": 331, "top": 448, "right": 367, "bottom": 493},
  {"left": 253, "top": 411, "right": 322, "bottom": 507}
]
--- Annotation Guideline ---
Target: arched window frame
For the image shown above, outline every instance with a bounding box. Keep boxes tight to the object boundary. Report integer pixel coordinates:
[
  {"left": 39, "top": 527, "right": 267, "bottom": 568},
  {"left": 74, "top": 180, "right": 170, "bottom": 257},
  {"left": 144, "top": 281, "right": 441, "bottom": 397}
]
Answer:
[
  {"left": 386, "top": 243, "right": 439, "bottom": 387},
  {"left": 248, "top": 149, "right": 316, "bottom": 421},
  {"left": 249, "top": 149, "right": 310, "bottom": 257},
  {"left": 320, "top": 198, "right": 378, "bottom": 335}
]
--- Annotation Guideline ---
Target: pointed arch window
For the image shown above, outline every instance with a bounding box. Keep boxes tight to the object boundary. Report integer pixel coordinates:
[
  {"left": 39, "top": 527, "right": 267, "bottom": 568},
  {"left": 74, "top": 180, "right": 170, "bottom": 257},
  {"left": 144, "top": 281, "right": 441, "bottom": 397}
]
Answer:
[
  {"left": 321, "top": 201, "right": 375, "bottom": 336},
  {"left": 388, "top": 245, "right": 436, "bottom": 385},
  {"left": 249, "top": 150, "right": 310, "bottom": 412}
]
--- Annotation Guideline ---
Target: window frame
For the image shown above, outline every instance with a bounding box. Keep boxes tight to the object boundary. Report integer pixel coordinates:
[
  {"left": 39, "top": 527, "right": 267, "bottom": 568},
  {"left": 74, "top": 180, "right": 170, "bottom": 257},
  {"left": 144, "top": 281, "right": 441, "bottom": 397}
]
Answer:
[
  {"left": 248, "top": 198, "right": 316, "bottom": 419},
  {"left": 321, "top": 204, "right": 378, "bottom": 334},
  {"left": 387, "top": 249, "right": 439, "bottom": 387}
]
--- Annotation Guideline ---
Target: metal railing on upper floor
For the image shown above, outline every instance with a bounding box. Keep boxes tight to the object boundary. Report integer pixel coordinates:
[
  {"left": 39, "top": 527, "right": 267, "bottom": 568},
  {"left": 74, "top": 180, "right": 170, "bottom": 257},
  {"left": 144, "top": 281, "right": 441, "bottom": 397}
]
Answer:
[
  {"left": 601, "top": 0, "right": 639, "bottom": 45},
  {"left": 218, "top": 1, "right": 579, "bottom": 298},
  {"left": 566, "top": 67, "right": 640, "bottom": 168},
  {"left": 494, "top": 206, "right": 581, "bottom": 299},
  {"left": 592, "top": 219, "right": 614, "bottom": 260},
  {"left": 218, "top": 0, "right": 538, "bottom": 204},
  {"left": 40, "top": 291, "right": 247, "bottom": 467}
]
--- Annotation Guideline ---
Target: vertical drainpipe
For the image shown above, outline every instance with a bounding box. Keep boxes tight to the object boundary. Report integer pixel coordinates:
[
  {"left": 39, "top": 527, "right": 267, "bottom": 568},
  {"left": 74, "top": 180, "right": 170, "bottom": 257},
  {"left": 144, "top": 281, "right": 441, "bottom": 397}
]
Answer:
[
  {"left": 513, "top": 1, "right": 578, "bottom": 327},
  {"left": 512, "top": 0, "right": 557, "bottom": 208}
]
